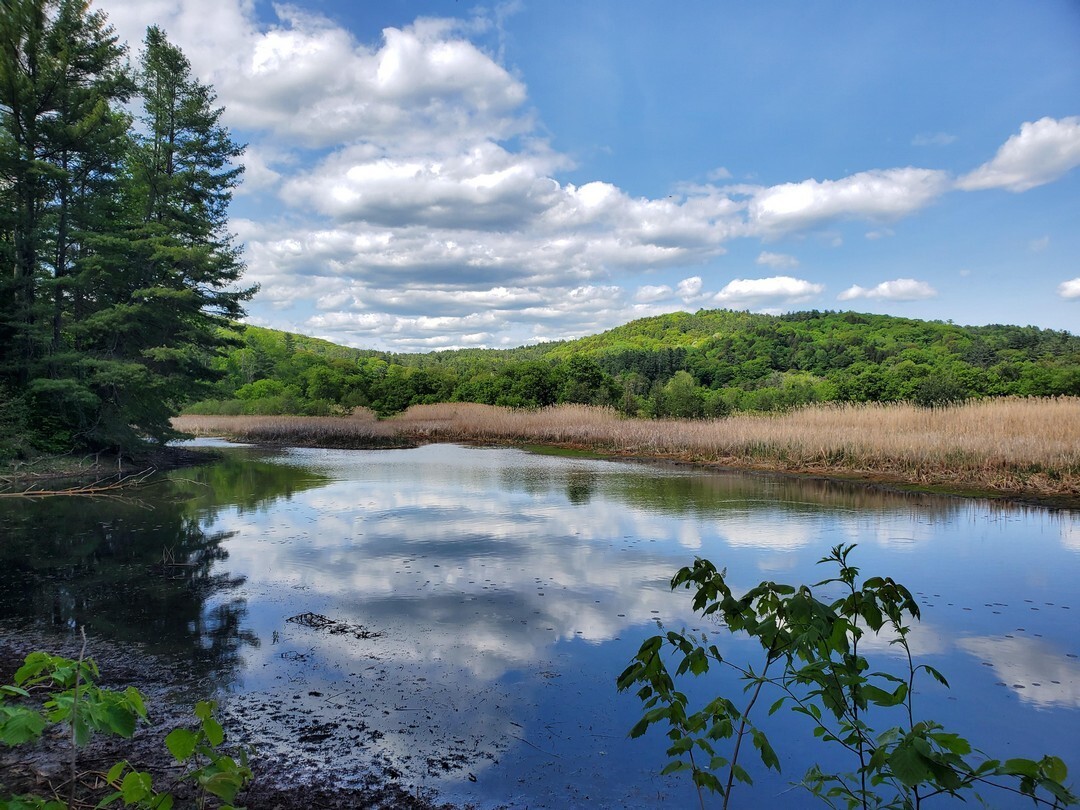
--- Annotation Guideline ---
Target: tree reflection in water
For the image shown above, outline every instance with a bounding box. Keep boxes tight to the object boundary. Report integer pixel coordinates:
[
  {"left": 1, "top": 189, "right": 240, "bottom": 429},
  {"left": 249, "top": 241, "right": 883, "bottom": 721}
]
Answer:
[{"left": 0, "top": 452, "right": 328, "bottom": 684}]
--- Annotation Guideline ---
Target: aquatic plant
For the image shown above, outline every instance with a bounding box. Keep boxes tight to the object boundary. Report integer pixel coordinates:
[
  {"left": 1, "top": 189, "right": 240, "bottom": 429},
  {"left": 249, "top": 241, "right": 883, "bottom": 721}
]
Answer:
[{"left": 618, "top": 544, "right": 1078, "bottom": 809}]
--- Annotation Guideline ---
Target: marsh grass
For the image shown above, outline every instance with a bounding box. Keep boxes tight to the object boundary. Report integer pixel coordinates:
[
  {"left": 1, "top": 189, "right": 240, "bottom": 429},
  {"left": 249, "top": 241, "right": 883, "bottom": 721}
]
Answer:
[
  {"left": 173, "top": 397, "right": 1080, "bottom": 499},
  {"left": 173, "top": 408, "right": 408, "bottom": 448}
]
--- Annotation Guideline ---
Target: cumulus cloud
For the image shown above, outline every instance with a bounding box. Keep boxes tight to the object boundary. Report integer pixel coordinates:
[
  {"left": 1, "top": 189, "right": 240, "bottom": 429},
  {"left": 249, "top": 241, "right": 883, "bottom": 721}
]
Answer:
[
  {"left": 282, "top": 142, "right": 566, "bottom": 229},
  {"left": 634, "top": 285, "right": 673, "bottom": 303},
  {"left": 747, "top": 168, "right": 950, "bottom": 234},
  {"left": 676, "top": 276, "right": 704, "bottom": 299},
  {"left": 1059, "top": 278, "right": 1080, "bottom": 300},
  {"left": 756, "top": 251, "right": 799, "bottom": 269},
  {"left": 713, "top": 276, "right": 825, "bottom": 309},
  {"left": 838, "top": 278, "right": 937, "bottom": 301},
  {"left": 93, "top": 1, "right": 1080, "bottom": 351},
  {"left": 957, "top": 116, "right": 1080, "bottom": 192},
  {"left": 101, "top": 0, "right": 529, "bottom": 152}
]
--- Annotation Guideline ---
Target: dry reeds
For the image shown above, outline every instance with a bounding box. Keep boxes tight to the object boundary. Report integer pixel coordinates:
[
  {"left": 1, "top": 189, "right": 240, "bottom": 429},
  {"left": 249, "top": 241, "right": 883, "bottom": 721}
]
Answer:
[
  {"left": 172, "top": 410, "right": 402, "bottom": 447},
  {"left": 174, "top": 397, "right": 1080, "bottom": 499}
]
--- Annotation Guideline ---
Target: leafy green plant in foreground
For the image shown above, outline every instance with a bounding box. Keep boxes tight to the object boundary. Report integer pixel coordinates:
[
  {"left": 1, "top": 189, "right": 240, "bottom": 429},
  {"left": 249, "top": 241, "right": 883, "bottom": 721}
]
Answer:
[
  {"left": 0, "top": 649, "right": 251, "bottom": 809},
  {"left": 618, "top": 544, "right": 1078, "bottom": 809}
]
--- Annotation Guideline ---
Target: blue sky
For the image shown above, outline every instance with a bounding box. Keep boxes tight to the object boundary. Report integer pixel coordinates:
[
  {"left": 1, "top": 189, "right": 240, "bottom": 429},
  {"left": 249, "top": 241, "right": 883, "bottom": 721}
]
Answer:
[{"left": 98, "top": 0, "right": 1080, "bottom": 351}]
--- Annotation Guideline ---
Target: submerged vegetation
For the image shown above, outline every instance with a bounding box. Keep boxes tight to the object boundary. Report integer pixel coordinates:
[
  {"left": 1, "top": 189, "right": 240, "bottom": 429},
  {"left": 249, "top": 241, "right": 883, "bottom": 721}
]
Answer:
[{"left": 173, "top": 396, "right": 1080, "bottom": 501}]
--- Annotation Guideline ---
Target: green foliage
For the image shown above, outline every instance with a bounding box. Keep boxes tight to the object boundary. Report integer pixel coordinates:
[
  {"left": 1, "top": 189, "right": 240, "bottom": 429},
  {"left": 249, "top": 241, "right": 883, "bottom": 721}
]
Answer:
[
  {"left": 0, "top": 650, "right": 252, "bottom": 810},
  {"left": 0, "top": 2, "right": 252, "bottom": 457},
  {"left": 618, "top": 545, "right": 1078, "bottom": 809},
  {"left": 184, "top": 310, "right": 1080, "bottom": 420}
]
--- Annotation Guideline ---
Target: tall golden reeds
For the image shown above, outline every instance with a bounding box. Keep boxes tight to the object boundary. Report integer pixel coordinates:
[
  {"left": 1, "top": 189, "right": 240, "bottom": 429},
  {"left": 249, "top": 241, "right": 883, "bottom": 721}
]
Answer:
[{"left": 173, "top": 397, "right": 1080, "bottom": 498}]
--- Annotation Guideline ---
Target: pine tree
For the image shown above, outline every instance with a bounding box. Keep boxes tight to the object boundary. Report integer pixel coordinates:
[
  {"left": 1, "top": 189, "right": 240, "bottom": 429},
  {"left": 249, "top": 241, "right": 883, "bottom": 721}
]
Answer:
[
  {"left": 0, "top": 0, "right": 130, "bottom": 451},
  {"left": 0, "top": 5, "right": 254, "bottom": 457}
]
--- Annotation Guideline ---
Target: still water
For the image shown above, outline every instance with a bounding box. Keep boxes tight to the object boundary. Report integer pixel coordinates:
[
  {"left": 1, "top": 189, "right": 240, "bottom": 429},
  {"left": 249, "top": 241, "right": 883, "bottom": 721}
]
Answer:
[{"left": 2, "top": 442, "right": 1078, "bottom": 808}]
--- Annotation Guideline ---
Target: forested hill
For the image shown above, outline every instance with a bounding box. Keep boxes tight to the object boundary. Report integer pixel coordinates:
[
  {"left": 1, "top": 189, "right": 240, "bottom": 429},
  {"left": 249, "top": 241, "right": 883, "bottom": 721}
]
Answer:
[{"left": 188, "top": 309, "right": 1080, "bottom": 418}]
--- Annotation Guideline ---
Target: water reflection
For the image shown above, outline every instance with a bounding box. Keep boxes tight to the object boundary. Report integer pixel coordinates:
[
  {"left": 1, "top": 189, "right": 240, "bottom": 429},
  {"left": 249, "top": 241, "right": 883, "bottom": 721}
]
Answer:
[
  {"left": 0, "top": 451, "right": 326, "bottom": 683},
  {"left": 2, "top": 443, "right": 1078, "bottom": 808},
  {"left": 957, "top": 636, "right": 1080, "bottom": 708}
]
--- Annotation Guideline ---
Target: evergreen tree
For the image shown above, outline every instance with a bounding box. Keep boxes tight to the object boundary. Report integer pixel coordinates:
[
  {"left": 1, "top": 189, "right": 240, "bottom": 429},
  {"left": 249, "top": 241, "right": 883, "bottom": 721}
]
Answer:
[
  {"left": 0, "top": 4, "right": 253, "bottom": 457},
  {"left": 0, "top": 0, "right": 130, "bottom": 450}
]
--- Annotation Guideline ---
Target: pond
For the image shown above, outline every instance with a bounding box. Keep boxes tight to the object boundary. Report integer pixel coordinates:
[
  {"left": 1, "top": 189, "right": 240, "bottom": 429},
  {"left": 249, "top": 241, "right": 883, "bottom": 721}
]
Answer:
[{"left": 1, "top": 442, "right": 1078, "bottom": 808}]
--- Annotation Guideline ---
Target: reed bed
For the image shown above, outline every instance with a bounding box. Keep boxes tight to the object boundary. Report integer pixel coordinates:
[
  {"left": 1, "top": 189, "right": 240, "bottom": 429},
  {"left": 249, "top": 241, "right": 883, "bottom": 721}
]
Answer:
[
  {"left": 174, "top": 397, "right": 1080, "bottom": 500},
  {"left": 173, "top": 409, "right": 404, "bottom": 447}
]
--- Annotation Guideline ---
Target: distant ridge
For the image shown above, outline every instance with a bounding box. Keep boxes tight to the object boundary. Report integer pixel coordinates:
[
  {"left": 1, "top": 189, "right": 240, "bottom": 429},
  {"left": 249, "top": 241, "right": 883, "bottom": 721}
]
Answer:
[{"left": 194, "top": 309, "right": 1080, "bottom": 417}]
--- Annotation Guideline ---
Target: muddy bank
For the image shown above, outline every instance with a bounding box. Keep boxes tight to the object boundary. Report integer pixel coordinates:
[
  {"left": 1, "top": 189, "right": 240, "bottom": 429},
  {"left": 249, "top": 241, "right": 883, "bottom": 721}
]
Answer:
[{"left": 0, "top": 627, "right": 469, "bottom": 809}]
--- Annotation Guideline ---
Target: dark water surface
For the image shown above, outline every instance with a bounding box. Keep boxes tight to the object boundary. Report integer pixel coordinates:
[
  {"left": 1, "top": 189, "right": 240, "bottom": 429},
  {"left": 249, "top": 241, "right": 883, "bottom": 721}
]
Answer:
[{"left": 2, "top": 441, "right": 1078, "bottom": 808}]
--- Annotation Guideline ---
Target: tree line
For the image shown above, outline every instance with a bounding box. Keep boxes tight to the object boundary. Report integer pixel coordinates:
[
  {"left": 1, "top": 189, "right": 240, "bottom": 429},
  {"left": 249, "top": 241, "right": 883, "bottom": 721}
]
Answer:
[
  {"left": 1, "top": 0, "right": 251, "bottom": 460},
  {"left": 186, "top": 309, "right": 1080, "bottom": 419}
]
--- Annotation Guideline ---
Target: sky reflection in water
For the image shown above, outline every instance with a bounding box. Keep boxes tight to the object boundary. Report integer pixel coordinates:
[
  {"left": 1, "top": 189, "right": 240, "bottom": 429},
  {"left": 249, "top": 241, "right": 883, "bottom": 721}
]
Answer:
[
  {"left": 184, "top": 443, "right": 1080, "bottom": 809},
  {"left": 3, "top": 441, "right": 1077, "bottom": 808}
]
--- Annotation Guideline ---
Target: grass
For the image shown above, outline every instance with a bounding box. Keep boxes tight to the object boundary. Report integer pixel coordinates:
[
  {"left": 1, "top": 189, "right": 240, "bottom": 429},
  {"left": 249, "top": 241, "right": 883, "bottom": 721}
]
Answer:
[{"left": 172, "top": 397, "right": 1080, "bottom": 503}]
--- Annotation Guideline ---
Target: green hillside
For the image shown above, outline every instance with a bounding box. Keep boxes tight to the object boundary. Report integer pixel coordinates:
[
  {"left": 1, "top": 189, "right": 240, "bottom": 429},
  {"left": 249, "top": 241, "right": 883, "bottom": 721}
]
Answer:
[{"left": 186, "top": 309, "right": 1080, "bottom": 418}]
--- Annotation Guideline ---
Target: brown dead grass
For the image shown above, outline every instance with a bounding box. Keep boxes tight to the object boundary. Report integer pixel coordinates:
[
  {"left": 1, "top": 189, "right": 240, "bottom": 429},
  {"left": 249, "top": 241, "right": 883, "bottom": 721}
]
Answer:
[{"left": 173, "top": 397, "right": 1080, "bottom": 501}]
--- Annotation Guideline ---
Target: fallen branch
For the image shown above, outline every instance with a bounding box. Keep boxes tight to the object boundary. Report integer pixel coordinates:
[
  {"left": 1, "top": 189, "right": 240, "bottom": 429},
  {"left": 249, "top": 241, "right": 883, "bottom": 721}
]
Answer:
[{"left": 0, "top": 468, "right": 156, "bottom": 497}]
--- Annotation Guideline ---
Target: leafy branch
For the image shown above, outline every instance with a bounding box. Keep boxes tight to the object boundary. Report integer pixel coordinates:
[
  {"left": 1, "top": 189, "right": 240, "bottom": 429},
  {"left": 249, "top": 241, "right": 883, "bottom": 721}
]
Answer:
[{"left": 618, "top": 544, "right": 1078, "bottom": 809}]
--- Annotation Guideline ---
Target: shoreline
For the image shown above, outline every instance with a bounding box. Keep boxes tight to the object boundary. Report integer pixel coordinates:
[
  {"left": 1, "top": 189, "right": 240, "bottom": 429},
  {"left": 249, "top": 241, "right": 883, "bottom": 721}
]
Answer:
[
  {"left": 4, "top": 421, "right": 1077, "bottom": 510},
  {"left": 172, "top": 404, "right": 1080, "bottom": 510}
]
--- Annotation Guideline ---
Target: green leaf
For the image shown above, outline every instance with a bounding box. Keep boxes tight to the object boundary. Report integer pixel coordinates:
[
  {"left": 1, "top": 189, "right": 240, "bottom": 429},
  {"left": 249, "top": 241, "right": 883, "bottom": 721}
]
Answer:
[
  {"left": 95, "top": 790, "right": 125, "bottom": 808},
  {"left": 124, "top": 687, "right": 148, "bottom": 719},
  {"left": 889, "top": 742, "right": 932, "bottom": 787},
  {"left": 165, "top": 728, "right": 199, "bottom": 762},
  {"left": 202, "top": 714, "right": 225, "bottom": 747},
  {"left": 1002, "top": 758, "right": 1040, "bottom": 778},
  {"left": 661, "top": 760, "right": 691, "bottom": 775},
  {"left": 199, "top": 770, "right": 243, "bottom": 803},
  {"left": 752, "top": 729, "right": 781, "bottom": 772},
  {"left": 194, "top": 701, "right": 215, "bottom": 721},
  {"left": 0, "top": 706, "right": 47, "bottom": 744},
  {"left": 106, "top": 760, "right": 127, "bottom": 784},
  {"left": 929, "top": 731, "right": 971, "bottom": 756},
  {"left": 105, "top": 704, "right": 138, "bottom": 738},
  {"left": 120, "top": 770, "right": 153, "bottom": 803},
  {"left": 921, "top": 664, "right": 950, "bottom": 688},
  {"left": 731, "top": 762, "right": 753, "bottom": 785},
  {"left": 1042, "top": 755, "right": 1068, "bottom": 783}
]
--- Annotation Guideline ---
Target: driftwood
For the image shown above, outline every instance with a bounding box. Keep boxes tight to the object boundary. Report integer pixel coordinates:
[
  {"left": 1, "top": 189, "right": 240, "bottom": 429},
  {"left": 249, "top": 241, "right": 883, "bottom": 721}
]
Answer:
[{"left": 0, "top": 468, "right": 156, "bottom": 498}]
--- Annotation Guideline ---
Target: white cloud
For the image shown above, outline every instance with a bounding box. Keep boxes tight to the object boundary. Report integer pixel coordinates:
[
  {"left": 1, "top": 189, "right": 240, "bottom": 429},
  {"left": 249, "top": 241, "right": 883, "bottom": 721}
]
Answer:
[
  {"left": 865, "top": 228, "right": 895, "bottom": 240},
  {"left": 838, "top": 278, "right": 937, "bottom": 302},
  {"left": 91, "top": 2, "right": 1080, "bottom": 351},
  {"left": 748, "top": 168, "right": 950, "bottom": 234},
  {"left": 1029, "top": 235, "right": 1050, "bottom": 252},
  {"left": 676, "top": 276, "right": 704, "bottom": 299},
  {"left": 282, "top": 142, "right": 566, "bottom": 229},
  {"left": 755, "top": 251, "right": 799, "bottom": 269},
  {"left": 713, "top": 276, "right": 825, "bottom": 309},
  {"left": 634, "top": 285, "right": 673, "bottom": 303},
  {"left": 957, "top": 116, "right": 1080, "bottom": 193},
  {"left": 1058, "top": 278, "right": 1080, "bottom": 300}
]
